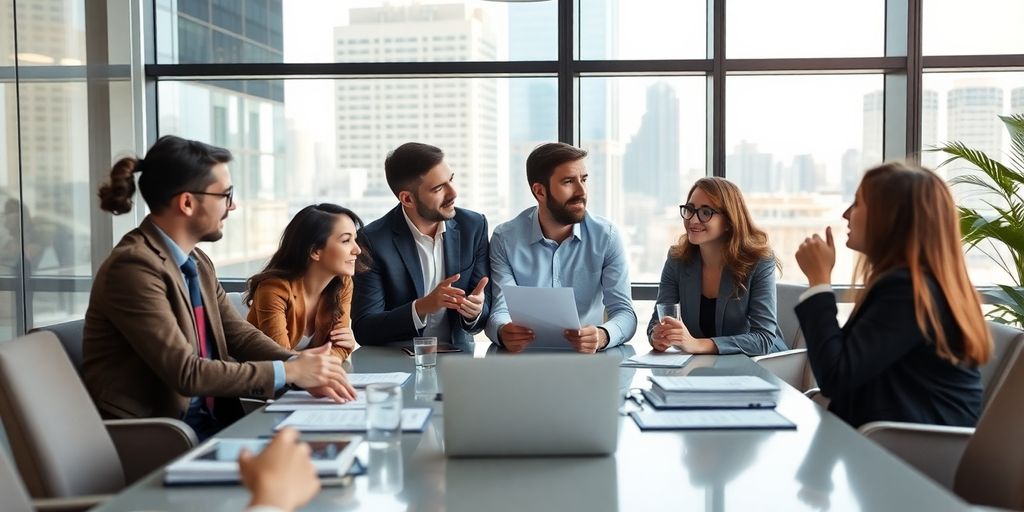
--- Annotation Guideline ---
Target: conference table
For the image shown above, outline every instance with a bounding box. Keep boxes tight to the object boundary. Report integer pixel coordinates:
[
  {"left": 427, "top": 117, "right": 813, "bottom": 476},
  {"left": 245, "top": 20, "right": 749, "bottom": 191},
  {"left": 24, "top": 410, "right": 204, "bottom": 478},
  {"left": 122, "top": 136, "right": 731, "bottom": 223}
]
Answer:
[{"left": 93, "top": 341, "right": 972, "bottom": 512}]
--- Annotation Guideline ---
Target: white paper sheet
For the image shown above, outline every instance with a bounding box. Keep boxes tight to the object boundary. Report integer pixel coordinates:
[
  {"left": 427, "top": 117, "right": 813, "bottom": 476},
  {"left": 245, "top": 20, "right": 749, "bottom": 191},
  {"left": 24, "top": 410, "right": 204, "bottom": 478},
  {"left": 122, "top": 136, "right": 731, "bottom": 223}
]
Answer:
[
  {"left": 620, "top": 349, "right": 693, "bottom": 368},
  {"left": 347, "top": 372, "right": 411, "bottom": 388},
  {"left": 265, "top": 390, "right": 367, "bottom": 412},
  {"left": 502, "top": 285, "right": 582, "bottom": 349},
  {"left": 630, "top": 409, "right": 795, "bottom": 430},
  {"left": 274, "top": 409, "right": 433, "bottom": 432}
]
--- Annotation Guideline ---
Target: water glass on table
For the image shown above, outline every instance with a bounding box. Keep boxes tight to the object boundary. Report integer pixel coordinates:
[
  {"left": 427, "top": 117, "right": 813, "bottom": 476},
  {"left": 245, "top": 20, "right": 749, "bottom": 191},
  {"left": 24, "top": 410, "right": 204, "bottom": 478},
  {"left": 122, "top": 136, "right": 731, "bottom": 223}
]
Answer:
[
  {"left": 413, "top": 336, "right": 438, "bottom": 368},
  {"left": 366, "top": 383, "right": 402, "bottom": 444},
  {"left": 656, "top": 303, "right": 681, "bottom": 322}
]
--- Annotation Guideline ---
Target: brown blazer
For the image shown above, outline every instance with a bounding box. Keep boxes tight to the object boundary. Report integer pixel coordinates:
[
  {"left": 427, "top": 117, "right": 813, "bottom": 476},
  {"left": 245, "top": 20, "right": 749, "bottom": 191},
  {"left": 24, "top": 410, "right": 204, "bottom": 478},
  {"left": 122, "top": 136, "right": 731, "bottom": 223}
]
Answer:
[
  {"left": 247, "top": 276, "right": 355, "bottom": 360},
  {"left": 83, "top": 217, "right": 295, "bottom": 421}
]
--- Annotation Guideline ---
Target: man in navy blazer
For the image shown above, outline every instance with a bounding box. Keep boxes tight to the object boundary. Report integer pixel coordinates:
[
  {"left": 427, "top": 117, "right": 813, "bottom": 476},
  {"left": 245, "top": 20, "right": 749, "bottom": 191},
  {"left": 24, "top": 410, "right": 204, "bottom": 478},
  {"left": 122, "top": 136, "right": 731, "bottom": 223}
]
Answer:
[{"left": 352, "top": 142, "right": 491, "bottom": 346}]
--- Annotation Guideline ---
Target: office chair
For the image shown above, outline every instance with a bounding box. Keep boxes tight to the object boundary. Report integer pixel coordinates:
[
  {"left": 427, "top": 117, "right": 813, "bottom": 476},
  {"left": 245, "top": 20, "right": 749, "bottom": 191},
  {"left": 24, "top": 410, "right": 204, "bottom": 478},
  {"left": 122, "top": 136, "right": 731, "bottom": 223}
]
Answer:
[{"left": 0, "top": 331, "right": 196, "bottom": 501}]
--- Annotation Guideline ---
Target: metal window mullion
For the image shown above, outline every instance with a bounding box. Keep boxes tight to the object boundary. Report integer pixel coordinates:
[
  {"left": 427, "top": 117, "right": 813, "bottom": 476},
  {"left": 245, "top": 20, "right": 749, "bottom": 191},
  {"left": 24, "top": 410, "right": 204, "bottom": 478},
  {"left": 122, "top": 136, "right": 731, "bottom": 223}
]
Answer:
[
  {"left": 708, "top": 0, "right": 725, "bottom": 177},
  {"left": 559, "top": 0, "right": 575, "bottom": 144}
]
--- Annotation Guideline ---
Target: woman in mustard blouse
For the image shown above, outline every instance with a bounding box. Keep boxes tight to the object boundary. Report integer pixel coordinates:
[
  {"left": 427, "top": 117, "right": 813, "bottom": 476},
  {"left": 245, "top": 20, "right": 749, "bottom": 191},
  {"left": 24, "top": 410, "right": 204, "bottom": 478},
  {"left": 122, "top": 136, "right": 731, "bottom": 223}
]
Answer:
[{"left": 246, "top": 204, "right": 367, "bottom": 360}]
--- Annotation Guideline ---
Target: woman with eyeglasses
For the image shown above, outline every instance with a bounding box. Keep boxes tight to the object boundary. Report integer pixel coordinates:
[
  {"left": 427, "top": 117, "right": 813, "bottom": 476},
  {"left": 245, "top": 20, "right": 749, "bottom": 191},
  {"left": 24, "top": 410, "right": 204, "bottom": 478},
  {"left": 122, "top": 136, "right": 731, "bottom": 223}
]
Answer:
[
  {"left": 648, "top": 177, "right": 786, "bottom": 355},
  {"left": 794, "top": 162, "right": 990, "bottom": 427},
  {"left": 245, "top": 204, "right": 369, "bottom": 360}
]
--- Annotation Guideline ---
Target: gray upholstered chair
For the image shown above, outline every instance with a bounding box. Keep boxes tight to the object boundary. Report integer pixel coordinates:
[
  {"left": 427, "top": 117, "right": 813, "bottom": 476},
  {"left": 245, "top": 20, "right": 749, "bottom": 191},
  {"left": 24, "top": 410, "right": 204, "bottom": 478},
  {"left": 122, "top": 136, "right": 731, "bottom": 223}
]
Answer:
[
  {"left": 752, "top": 283, "right": 817, "bottom": 391},
  {"left": 0, "top": 447, "right": 104, "bottom": 512},
  {"left": 0, "top": 331, "right": 197, "bottom": 500},
  {"left": 859, "top": 323, "right": 1024, "bottom": 507},
  {"left": 29, "top": 319, "right": 85, "bottom": 376},
  {"left": 227, "top": 291, "right": 250, "bottom": 318}
]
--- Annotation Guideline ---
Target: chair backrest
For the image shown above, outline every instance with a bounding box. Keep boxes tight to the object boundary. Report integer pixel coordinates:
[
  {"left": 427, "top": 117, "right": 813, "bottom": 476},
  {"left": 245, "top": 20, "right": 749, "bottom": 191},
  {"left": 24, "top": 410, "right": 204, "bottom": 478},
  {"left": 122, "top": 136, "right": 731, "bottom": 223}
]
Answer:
[
  {"left": 29, "top": 318, "right": 85, "bottom": 376},
  {"left": 0, "top": 331, "right": 125, "bottom": 498},
  {"left": 227, "top": 291, "right": 249, "bottom": 318},
  {"left": 979, "top": 322, "right": 1024, "bottom": 408},
  {"left": 0, "top": 449, "right": 33, "bottom": 512},
  {"left": 776, "top": 283, "right": 807, "bottom": 349},
  {"left": 954, "top": 338, "right": 1024, "bottom": 509}
]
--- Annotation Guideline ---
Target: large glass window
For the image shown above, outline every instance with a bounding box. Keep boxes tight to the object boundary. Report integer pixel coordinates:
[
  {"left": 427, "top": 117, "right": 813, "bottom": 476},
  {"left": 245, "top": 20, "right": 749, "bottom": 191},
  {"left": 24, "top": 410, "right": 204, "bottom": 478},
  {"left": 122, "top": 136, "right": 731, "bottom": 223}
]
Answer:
[
  {"left": 578, "top": 0, "right": 706, "bottom": 60},
  {"left": 156, "top": 0, "right": 556, "bottom": 64},
  {"left": 726, "top": 0, "right": 884, "bottom": 58},
  {"left": 923, "top": 0, "right": 1024, "bottom": 56},
  {"left": 726, "top": 74, "right": 884, "bottom": 285},
  {"left": 158, "top": 77, "right": 556, "bottom": 277},
  {"left": 579, "top": 76, "right": 707, "bottom": 283}
]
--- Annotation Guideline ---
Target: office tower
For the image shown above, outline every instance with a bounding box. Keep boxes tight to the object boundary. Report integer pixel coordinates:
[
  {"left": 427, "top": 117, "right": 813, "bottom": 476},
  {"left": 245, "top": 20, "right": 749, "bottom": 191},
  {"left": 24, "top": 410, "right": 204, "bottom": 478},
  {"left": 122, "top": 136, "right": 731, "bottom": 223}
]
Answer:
[
  {"left": 508, "top": 3, "right": 557, "bottom": 217},
  {"left": 841, "top": 148, "right": 861, "bottom": 200},
  {"left": 947, "top": 83, "right": 1003, "bottom": 211},
  {"left": 622, "top": 83, "right": 680, "bottom": 210},
  {"left": 156, "top": 0, "right": 287, "bottom": 276},
  {"left": 862, "top": 88, "right": 939, "bottom": 169},
  {"left": 861, "top": 90, "right": 884, "bottom": 170},
  {"left": 786, "top": 154, "right": 819, "bottom": 194},
  {"left": 334, "top": 4, "right": 502, "bottom": 224},
  {"left": 726, "top": 141, "right": 774, "bottom": 194},
  {"left": 1012, "top": 87, "right": 1024, "bottom": 114}
]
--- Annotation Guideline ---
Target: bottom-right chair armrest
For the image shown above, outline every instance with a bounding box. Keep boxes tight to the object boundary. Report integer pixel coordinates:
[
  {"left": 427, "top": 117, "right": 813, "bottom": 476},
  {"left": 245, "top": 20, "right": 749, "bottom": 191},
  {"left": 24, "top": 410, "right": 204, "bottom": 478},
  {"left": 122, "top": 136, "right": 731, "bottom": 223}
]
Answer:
[{"left": 858, "top": 421, "right": 974, "bottom": 490}]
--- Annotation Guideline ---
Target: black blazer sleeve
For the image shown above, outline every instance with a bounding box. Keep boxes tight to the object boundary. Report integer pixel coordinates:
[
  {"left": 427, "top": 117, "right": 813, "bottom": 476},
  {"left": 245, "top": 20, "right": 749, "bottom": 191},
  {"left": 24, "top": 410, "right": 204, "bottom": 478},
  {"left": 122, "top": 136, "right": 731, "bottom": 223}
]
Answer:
[{"left": 794, "top": 274, "right": 928, "bottom": 398}]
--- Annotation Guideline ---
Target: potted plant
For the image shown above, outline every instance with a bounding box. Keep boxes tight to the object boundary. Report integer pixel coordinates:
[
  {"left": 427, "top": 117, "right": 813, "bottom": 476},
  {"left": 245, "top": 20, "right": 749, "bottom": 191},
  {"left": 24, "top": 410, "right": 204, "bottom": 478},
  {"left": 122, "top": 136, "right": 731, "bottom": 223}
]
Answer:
[{"left": 935, "top": 113, "right": 1024, "bottom": 327}]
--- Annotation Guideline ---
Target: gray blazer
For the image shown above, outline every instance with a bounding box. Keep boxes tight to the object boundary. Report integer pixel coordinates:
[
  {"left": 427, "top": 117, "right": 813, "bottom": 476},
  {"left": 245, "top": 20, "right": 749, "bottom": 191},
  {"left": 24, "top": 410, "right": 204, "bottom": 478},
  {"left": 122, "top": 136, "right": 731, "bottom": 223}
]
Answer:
[{"left": 646, "top": 251, "right": 786, "bottom": 355}]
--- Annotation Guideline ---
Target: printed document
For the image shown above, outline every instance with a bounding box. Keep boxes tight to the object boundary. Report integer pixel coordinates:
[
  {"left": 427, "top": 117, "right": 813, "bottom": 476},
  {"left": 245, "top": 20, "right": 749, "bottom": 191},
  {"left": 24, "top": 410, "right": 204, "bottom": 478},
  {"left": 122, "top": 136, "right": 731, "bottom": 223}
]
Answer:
[{"left": 502, "top": 285, "right": 581, "bottom": 349}]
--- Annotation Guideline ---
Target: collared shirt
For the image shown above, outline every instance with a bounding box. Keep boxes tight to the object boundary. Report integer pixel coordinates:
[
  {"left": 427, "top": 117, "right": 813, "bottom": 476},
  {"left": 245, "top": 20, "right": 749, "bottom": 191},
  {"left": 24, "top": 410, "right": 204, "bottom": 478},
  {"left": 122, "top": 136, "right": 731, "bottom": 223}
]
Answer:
[
  {"left": 151, "top": 225, "right": 285, "bottom": 394},
  {"left": 402, "top": 208, "right": 453, "bottom": 343},
  {"left": 485, "top": 206, "right": 637, "bottom": 348}
]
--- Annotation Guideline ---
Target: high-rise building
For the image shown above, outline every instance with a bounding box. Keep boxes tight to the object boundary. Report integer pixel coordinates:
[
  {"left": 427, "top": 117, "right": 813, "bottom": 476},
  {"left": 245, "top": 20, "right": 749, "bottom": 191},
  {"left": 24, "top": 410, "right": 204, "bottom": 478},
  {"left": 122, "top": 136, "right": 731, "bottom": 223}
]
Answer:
[
  {"left": 622, "top": 83, "right": 680, "bottom": 210},
  {"left": 861, "top": 90, "right": 884, "bottom": 170},
  {"left": 334, "top": 4, "right": 502, "bottom": 224},
  {"left": 947, "top": 83, "right": 1003, "bottom": 211},
  {"left": 841, "top": 148, "right": 861, "bottom": 200},
  {"left": 921, "top": 89, "right": 940, "bottom": 169},
  {"left": 578, "top": 0, "right": 621, "bottom": 224},
  {"left": 156, "top": 0, "right": 288, "bottom": 277},
  {"left": 726, "top": 141, "right": 774, "bottom": 193},
  {"left": 1011, "top": 87, "right": 1024, "bottom": 114},
  {"left": 786, "top": 154, "right": 819, "bottom": 194}
]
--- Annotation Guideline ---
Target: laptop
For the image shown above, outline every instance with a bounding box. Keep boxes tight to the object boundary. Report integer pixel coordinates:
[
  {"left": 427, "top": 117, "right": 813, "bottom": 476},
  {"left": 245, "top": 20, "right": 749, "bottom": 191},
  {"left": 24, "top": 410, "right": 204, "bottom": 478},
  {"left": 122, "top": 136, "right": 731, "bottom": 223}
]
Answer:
[{"left": 439, "top": 354, "right": 620, "bottom": 456}]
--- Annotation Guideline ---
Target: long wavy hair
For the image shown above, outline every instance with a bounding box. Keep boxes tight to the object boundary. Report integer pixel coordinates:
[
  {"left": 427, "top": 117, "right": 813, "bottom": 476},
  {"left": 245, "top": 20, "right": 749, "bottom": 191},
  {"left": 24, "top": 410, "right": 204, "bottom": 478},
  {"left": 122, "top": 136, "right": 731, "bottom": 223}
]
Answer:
[
  {"left": 851, "top": 162, "right": 991, "bottom": 365},
  {"left": 245, "top": 204, "right": 370, "bottom": 329},
  {"left": 671, "top": 177, "right": 777, "bottom": 296}
]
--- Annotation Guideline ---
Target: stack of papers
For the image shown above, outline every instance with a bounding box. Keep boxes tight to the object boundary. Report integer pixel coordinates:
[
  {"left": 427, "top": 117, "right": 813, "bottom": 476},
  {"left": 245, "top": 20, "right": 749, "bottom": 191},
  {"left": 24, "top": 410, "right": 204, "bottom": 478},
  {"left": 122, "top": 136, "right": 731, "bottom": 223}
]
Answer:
[
  {"left": 645, "top": 375, "right": 778, "bottom": 409},
  {"left": 348, "top": 372, "right": 411, "bottom": 388},
  {"left": 265, "top": 390, "right": 367, "bottom": 412},
  {"left": 164, "top": 436, "right": 362, "bottom": 485},
  {"left": 274, "top": 409, "right": 433, "bottom": 432},
  {"left": 620, "top": 349, "right": 692, "bottom": 368},
  {"left": 630, "top": 409, "right": 795, "bottom": 431}
]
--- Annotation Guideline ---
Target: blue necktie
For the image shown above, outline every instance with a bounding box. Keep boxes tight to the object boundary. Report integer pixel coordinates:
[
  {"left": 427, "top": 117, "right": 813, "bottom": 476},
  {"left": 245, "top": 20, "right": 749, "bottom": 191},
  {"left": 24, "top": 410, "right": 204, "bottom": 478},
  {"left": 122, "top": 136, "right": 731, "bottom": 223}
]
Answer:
[{"left": 181, "top": 258, "right": 215, "bottom": 412}]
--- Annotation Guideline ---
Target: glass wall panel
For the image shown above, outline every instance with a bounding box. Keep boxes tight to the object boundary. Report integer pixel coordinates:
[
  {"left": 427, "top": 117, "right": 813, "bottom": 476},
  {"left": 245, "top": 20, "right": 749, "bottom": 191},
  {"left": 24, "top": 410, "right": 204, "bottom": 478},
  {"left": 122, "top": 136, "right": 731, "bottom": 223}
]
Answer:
[
  {"left": 923, "top": 0, "right": 1024, "bottom": 56},
  {"left": 578, "top": 0, "right": 706, "bottom": 60},
  {"left": 579, "top": 76, "right": 707, "bottom": 283},
  {"left": 922, "top": 71, "right": 1024, "bottom": 286},
  {"left": 727, "top": 0, "right": 884, "bottom": 58},
  {"left": 726, "top": 74, "right": 883, "bottom": 285},
  {"left": 158, "top": 76, "right": 556, "bottom": 278},
  {"left": 156, "top": 0, "right": 556, "bottom": 64}
]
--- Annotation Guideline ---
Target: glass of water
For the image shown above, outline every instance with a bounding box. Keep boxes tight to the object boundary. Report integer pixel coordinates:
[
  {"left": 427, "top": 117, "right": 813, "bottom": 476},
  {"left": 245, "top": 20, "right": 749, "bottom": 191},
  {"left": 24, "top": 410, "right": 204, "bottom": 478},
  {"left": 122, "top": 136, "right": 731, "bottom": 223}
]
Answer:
[
  {"left": 366, "top": 383, "right": 402, "bottom": 444},
  {"left": 413, "top": 336, "right": 438, "bottom": 368},
  {"left": 656, "top": 303, "right": 681, "bottom": 321}
]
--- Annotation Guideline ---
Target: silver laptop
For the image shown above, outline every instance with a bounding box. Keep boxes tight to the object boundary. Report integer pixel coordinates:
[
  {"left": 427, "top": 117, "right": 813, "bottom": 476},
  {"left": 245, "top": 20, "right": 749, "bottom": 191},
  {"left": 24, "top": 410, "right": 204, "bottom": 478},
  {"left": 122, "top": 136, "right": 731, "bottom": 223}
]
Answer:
[{"left": 439, "top": 354, "right": 620, "bottom": 457}]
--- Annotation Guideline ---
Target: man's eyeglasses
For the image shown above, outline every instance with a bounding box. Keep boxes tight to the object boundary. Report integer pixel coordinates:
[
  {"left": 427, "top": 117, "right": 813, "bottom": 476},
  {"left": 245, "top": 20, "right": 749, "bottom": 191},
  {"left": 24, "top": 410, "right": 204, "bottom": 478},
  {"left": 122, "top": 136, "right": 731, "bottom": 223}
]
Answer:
[
  {"left": 679, "top": 204, "right": 720, "bottom": 223},
  {"left": 187, "top": 187, "right": 234, "bottom": 208}
]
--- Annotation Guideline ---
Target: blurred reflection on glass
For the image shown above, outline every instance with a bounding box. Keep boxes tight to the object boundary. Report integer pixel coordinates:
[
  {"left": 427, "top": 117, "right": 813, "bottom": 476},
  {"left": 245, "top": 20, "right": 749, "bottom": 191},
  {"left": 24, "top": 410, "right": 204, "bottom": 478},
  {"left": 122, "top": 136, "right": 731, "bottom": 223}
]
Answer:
[
  {"left": 446, "top": 456, "right": 617, "bottom": 512},
  {"left": 369, "top": 439, "right": 404, "bottom": 494},
  {"left": 414, "top": 366, "right": 439, "bottom": 402},
  {"left": 683, "top": 432, "right": 769, "bottom": 512}
]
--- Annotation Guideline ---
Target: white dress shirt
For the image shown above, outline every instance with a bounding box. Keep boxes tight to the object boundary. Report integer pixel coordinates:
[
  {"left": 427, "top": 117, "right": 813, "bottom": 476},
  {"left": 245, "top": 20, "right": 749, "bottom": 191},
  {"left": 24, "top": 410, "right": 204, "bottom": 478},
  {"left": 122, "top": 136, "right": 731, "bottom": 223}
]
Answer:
[{"left": 403, "top": 208, "right": 453, "bottom": 343}]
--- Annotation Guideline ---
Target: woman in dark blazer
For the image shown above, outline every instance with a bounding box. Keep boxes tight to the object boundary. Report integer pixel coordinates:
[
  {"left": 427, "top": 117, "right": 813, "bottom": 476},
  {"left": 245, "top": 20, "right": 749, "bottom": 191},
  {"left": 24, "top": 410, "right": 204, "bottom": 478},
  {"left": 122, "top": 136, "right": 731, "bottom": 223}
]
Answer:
[
  {"left": 794, "top": 162, "right": 992, "bottom": 427},
  {"left": 648, "top": 177, "right": 786, "bottom": 356}
]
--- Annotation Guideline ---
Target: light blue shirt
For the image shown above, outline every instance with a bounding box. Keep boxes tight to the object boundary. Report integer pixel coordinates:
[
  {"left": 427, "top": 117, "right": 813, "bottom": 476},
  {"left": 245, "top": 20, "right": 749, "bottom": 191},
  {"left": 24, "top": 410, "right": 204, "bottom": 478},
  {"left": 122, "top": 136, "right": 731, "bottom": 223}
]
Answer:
[
  {"left": 152, "top": 226, "right": 286, "bottom": 394},
  {"left": 485, "top": 207, "right": 637, "bottom": 348}
]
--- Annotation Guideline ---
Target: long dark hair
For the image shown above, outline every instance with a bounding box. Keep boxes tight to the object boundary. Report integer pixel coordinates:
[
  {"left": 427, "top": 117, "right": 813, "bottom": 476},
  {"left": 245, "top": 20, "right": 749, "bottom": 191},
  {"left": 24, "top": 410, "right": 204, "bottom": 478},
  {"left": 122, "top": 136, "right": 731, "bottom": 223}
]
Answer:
[
  {"left": 245, "top": 204, "right": 369, "bottom": 328},
  {"left": 98, "top": 135, "right": 232, "bottom": 215}
]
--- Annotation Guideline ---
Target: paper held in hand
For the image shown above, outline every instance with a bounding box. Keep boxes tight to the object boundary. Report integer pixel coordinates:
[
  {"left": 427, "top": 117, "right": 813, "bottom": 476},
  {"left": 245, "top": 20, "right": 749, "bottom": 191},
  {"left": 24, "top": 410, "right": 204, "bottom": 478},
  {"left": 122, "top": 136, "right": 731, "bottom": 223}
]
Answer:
[{"left": 502, "top": 285, "right": 581, "bottom": 349}]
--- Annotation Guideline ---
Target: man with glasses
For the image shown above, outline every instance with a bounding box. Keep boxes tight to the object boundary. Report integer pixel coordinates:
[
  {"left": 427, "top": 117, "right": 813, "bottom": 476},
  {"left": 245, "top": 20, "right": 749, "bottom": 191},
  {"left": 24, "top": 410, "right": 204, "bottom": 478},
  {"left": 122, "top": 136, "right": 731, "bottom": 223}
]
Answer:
[
  {"left": 84, "top": 135, "right": 356, "bottom": 440},
  {"left": 485, "top": 142, "right": 637, "bottom": 353}
]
